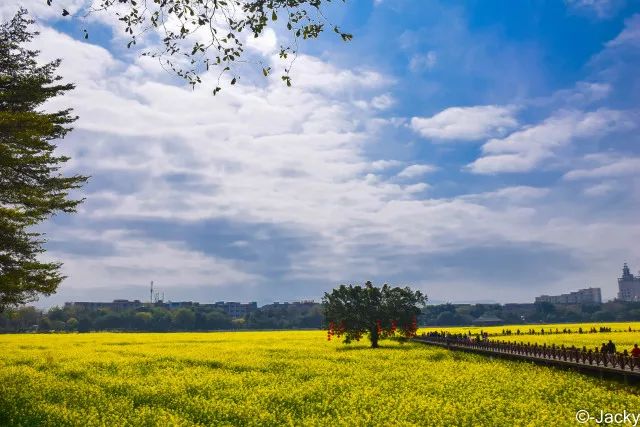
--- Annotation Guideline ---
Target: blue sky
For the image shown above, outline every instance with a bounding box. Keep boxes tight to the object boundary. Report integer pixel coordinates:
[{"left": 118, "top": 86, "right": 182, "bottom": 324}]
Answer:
[{"left": 2, "top": 0, "right": 639, "bottom": 306}]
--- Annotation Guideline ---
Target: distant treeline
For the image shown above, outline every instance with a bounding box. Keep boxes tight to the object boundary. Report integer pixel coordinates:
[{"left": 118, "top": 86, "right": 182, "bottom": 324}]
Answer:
[
  {"left": 420, "top": 300, "right": 640, "bottom": 326},
  {"left": 3, "top": 300, "right": 640, "bottom": 333},
  {"left": 0, "top": 303, "right": 324, "bottom": 333}
]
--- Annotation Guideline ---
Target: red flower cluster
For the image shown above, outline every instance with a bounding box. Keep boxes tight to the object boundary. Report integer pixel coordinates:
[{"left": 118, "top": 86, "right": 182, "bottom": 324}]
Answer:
[
  {"left": 327, "top": 321, "right": 346, "bottom": 341},
  {"left": 401, "top": 316, "right": 418, "bottom": 338},
  {"left": 327, "top": 321, "right": 335, "bottom": 341}
]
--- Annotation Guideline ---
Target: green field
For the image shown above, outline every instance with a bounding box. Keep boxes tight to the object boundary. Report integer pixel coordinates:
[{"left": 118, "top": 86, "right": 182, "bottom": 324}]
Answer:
[{"left": 1, "top": 328, "right": 639, "bottom": 426}]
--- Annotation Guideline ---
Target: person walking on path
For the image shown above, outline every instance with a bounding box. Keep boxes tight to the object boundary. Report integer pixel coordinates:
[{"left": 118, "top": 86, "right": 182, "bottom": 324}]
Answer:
[
  {"left": 631, "top": 344, "right": 640, "bottom": 358},
  {"left": 631, "top": 344, "right": 640, "bottom": 368}
]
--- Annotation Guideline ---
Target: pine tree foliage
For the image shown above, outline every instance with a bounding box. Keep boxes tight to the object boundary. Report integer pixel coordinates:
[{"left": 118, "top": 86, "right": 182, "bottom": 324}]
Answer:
[{"left": 0, "top": 9, "right": 88, "bottom": 310}]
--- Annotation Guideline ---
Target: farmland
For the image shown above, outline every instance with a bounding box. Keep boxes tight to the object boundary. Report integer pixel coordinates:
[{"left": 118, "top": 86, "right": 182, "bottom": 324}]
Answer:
[
  {"left": 420, "top": 322, "right": 640, "bottom": 349},
  {"left": 1, "top": 327, "right": 639, "bottom": 426},
  {"left": 420, "top": 322, "right": 640, "bottom": 335}
]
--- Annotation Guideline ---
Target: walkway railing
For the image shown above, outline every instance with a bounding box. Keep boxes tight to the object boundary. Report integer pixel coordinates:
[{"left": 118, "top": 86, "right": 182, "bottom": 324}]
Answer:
[{"left": 413, "top": 334, "right": 640, "bottom": 379}]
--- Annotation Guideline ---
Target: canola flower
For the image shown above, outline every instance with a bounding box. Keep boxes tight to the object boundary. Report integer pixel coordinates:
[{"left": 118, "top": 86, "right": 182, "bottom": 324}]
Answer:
[
  {"left": 0, "top": 329, "right": 639, "bottom": 426},
  {"left": 420, "top": 322, "right": 640, "bottom": 349},
  {"left": 420, "top": 321, "right": 640, "bottom": 336}
]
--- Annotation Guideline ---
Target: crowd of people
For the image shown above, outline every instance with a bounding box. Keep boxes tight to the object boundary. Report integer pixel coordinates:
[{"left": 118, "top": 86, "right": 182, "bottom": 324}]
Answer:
[
  {"left": 419, "top": 331, "right": 640, "bottom": 371},
  {"left": 475, "top": 325, "right": 626, "bottom": 337}
]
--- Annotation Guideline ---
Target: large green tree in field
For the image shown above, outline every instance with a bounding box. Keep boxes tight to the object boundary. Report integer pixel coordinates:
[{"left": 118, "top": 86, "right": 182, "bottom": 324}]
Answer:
[
  {"left": 0, "top": 9, "right": 88, "bottom": 311},
  {"left": 323, "top": 281, "right": 426, "bottom": 348}
]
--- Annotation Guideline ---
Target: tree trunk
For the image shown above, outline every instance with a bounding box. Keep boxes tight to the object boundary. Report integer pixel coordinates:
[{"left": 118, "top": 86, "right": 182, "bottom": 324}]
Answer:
[{"left": 370, "top": 326, "right": 379, "bottom": 348}]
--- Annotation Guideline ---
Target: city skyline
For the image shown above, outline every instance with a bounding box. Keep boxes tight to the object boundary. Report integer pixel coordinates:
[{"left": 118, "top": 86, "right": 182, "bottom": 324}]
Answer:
[
  {"left": 34, "top": 262, "right": 637, "bottom": 308},
  {"left": 1, "top": 1, "right": 639, "bottom": 307}
]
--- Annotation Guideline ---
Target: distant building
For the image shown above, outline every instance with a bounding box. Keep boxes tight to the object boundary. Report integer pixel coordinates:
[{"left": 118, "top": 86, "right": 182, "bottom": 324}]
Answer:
[
  {"left": 65, "top": 299, "right": 259, "bottom": 316},
  {"left": 66, "top": 299, "right": 201, "bottom": 311},
  {"left": 164, "top": 301, "right": 198, "bottom": 309},
  {"left": 503, "top": 303, "right": 534, "bottom": 309},
  {"left": 535, "top": 287, "right": 601, "bottom": 305},
  {"left": 210, "top": 301, "right": 258, "bottom": 318},
  {"left": 261, "top": 300, "right": 317, "bottom": 310},
  {"left": 65, "top": 299, "right": 143, "bottom": 311},
  {"left": 618, "top": 263, "right": 640, "bottom": 301}
]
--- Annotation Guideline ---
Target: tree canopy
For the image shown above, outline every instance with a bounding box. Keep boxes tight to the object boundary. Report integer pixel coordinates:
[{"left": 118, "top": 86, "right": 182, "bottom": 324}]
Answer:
[
  {"left": 323, "top": 281, "right": 426, "bottom": 348},
  {"left": 0, "top": 9, "right": 88, "bottom": 311},
  {"left": 48, "top": 0, "right": 353, "bottom": 92}
]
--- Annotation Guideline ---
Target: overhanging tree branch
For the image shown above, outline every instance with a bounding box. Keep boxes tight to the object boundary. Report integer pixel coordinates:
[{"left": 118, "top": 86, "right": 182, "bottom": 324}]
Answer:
[{"left": 47, "top": 0, "right": 353, "bottom": 94}]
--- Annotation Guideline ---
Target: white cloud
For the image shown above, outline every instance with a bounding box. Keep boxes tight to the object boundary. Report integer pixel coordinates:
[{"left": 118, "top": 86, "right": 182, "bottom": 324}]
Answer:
[
  {"left": 607, "top": 14, "right": 640, "bottom": 47},
  {"left": 564, "top": 157, "right": 640, "bottom": 180},
  {"left": 20, "top": 25, "right": 420, "bottom": 290},
  {"left": 466, "top": 154, "right": 541, "bottom": 174},
  {"left": 565, "top": 0, "right": 622, "bottom": 18},
  {"left": 410, "top": 105, "right": 518, "bottom": 141},
  {"left": 468, "top": 109, "right": 636, "bottom": 174},
  {"left": 278, "top": 54, "right": 392, "bottom": 95},
  {"left": 571, "top": 82, "right": 612, "bottom": 102},
  {"left": 462, "top": 186, "right": 550, "bottom": 203},
  {"left": 370, "top": 159, "right": 403, "bottom": 171},
  {"left": 404, "top": 183, "right": 430, "bottom": 193},
  {"left": 0, "top": 0, "right": 86, "bottom": 21},
  {"left": 45, "top": 230, "right": 260, "bottom": 289},
  {"left": 35, "top": 27, "right": 119, "bottom": 82},
  {"left": 246, "top": 28, "right": 277, "bottom": 55},
  {"left": 355, "top": 93, "right": 396, "bottom": 111},
  {"left": 38, "top": 31, "right": 566, "bottom": 291},
  {"left": 539, "top": 81, "right": 612, "bottom": 107},
  {"left": 7, "top": 2, "right": 640, "bottom": 304},
  {"left": 583, "top": 182, "right": 615, "bottom": 197},
  {"left": 370, "top": 93, "right": 395, "bottom": 110},
  {"left": 409, "top": 51, "right": 437, "bottom": 72},
  {"left": 397, "top": 164, "right": 438, "bottom": 179}
]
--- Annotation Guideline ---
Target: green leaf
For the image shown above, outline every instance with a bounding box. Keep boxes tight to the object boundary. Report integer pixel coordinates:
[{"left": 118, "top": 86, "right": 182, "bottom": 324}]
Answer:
[{"left": 272, "top": 10, "right": 277, "bottom": 21}]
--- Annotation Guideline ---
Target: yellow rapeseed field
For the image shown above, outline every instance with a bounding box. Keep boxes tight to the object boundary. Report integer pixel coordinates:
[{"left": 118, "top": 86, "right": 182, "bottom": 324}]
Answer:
[
  {"left": 420, "top": 321, "right": 640, "bottom": 336},
  {"left": 420, "top": 322, "right": 640, "bottom": 349},
  {"left": 1, "top": 329, "right": 639, "bottom": 426}
]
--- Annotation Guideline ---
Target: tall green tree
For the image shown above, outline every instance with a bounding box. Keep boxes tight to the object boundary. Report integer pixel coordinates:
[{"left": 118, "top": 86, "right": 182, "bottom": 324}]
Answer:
[
  {"left": 323, "top": 281, "right": 426, "bottom": 348},
  {"left": 0, "top": 9, "right": 88, "bottom": 311},
  {"left": 173, "top": 308, "right": 196, "bottom": 330}
]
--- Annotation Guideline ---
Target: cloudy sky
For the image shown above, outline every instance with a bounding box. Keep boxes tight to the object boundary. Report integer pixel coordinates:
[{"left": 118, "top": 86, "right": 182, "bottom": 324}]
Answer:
[{"left": 3, "top": 0, "right": 640, "bottom": 306}]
